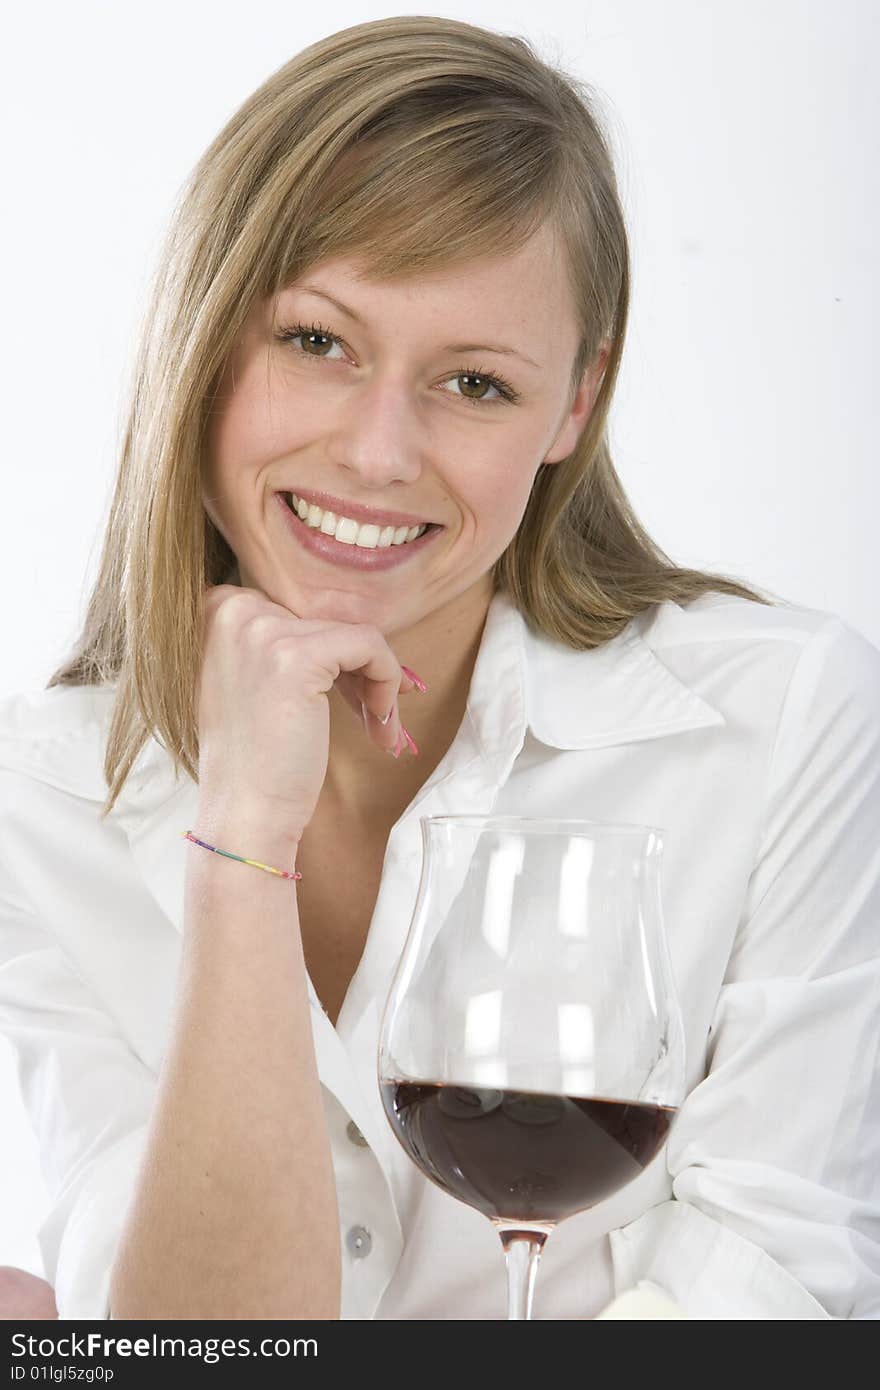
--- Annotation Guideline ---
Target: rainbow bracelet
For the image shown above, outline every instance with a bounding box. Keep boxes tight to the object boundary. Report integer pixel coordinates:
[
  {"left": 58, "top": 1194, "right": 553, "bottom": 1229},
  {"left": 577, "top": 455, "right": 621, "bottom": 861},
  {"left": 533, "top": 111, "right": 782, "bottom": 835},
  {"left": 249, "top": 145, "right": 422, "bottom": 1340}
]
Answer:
[{"left": 181, "top": 830, "right": 302, "bottom": 880}]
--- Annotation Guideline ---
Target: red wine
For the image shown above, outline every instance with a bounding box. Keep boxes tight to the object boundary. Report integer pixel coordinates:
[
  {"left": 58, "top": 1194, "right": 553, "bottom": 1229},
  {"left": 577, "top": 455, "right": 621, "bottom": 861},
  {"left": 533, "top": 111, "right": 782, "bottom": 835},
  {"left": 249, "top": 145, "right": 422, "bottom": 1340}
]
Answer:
[{"left": 380, "top": 1079, "right": 676, "bottom": 1224}]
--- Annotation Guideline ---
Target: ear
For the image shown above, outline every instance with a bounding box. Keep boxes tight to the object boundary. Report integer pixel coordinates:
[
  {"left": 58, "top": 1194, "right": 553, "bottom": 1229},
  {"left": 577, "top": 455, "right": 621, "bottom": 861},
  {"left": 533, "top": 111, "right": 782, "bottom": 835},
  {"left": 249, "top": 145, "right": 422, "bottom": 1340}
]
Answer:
[{"left": 542, "top": 342, "right": 610, "bottom": 466}]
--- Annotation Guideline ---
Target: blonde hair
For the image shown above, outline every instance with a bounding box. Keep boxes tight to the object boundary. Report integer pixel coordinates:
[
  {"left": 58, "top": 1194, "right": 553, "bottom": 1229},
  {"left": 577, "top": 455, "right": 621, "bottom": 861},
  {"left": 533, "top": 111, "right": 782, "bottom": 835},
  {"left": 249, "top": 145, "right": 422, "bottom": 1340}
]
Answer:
[{"left": 46, "top": 15, "right": 780, "bottom": 821}]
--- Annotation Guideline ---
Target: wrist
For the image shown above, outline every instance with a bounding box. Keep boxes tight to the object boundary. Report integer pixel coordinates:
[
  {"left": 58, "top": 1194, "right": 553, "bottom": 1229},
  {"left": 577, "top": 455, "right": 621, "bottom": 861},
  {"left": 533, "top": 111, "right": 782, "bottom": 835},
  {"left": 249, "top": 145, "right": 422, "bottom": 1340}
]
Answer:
[{"left": 190, "top": 800, "right": 305, "bottom": 863}]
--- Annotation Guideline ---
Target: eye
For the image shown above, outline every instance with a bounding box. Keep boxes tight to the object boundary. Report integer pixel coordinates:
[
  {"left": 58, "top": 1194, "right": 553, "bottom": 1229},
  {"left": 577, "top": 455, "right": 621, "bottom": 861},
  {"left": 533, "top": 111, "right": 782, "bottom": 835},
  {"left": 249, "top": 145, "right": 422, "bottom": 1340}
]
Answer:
[
  {"left": 277, "top": 320, "right": 344, "bottom": 360},
  {"left": 275, "top": 319, "right": 522, "bottom": 410},
  {"left": 441, "top": 368, "right": 520, "bottom": 408}
]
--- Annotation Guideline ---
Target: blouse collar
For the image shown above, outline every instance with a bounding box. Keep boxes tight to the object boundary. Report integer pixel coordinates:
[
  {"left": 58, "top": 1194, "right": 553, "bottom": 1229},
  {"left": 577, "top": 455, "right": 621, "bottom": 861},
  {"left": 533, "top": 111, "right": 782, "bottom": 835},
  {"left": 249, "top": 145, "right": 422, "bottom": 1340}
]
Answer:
[{"left": 2, "top": 587, "right": 726, "bottom": 821}]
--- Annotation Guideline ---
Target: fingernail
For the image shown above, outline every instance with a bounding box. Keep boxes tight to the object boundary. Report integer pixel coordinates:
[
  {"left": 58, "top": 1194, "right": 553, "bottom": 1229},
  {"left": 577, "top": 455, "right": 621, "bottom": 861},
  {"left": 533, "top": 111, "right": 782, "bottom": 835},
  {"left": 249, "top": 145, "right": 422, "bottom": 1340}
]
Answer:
[
  {"left": 384, "top": 729, "right": 403, "bottom": 758},
  {"left": 365, "top": 700, "right": 395, "bottom": 729},
  {"left": 401, "top": 665, "right": 428, "bottom": 692},
  {"left": 400, "top": 724, "right": 419, "bottom": 757}
]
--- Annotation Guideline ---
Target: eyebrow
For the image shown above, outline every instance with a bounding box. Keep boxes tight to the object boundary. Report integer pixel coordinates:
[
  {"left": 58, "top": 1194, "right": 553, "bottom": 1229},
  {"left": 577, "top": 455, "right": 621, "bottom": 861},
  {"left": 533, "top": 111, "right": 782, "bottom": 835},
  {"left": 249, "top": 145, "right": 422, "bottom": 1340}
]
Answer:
[{"left": 288, "top": 282, "right": 543, "bottom": 370}]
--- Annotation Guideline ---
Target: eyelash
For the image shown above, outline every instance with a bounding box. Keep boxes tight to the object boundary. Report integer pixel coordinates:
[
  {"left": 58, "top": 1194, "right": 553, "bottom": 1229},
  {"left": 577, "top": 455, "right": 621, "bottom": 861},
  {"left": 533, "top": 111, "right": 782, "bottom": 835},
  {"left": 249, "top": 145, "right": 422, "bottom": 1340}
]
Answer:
[{"left": 274, "top": 319, "right": 522, "bottom": 408}]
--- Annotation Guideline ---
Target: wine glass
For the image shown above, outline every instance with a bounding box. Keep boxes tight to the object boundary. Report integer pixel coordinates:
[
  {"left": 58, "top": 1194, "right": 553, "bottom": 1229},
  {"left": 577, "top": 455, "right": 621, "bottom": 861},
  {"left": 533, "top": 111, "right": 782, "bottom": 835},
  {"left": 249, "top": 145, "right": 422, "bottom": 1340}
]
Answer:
[{"left": 377, "top": 816, "right": 686, "bottom": 1320}]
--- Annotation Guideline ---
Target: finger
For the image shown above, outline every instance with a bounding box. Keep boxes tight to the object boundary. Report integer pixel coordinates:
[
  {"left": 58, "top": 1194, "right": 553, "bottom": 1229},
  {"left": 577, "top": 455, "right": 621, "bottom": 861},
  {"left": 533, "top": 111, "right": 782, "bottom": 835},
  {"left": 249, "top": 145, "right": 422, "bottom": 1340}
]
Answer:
[
  {"left": 300, "top": 628, "right": 407, "bottom": 750},
  {"left": 336, "top": 671, "right": 401, "bottom": 749}
]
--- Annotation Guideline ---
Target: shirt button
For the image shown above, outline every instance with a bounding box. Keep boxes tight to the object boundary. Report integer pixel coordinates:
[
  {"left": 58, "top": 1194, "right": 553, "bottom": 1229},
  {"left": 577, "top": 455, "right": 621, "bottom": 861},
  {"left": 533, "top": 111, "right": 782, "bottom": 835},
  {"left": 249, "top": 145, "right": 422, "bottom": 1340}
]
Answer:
[
  {"left": 346, "top": 1119, "right": 369, "bottom": 1148},
  {"left": 346, "top": 1225, "right": 372, "bottom": 1259}
]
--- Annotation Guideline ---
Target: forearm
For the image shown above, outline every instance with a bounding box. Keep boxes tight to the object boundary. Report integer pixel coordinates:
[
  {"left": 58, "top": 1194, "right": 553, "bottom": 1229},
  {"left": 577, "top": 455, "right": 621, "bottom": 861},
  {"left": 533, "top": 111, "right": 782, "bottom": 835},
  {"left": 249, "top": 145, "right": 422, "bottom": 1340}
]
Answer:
[{"left": 109, "top": 808, "right": 340, "bottom": 1319}]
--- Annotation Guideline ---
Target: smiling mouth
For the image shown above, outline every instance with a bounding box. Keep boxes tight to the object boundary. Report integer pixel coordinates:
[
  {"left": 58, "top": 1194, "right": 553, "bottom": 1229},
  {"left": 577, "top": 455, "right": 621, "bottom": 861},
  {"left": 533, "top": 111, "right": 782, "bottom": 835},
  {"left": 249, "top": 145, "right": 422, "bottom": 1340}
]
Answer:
[{"left": 279, "top": 491, "right": 441, "bottom": 548}]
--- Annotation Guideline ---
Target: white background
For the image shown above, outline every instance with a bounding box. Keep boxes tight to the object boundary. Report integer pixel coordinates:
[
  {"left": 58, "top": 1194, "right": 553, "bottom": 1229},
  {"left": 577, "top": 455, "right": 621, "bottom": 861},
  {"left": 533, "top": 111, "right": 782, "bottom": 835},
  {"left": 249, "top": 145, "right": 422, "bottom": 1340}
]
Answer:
[{"left": 1, "top": 0, "right": 877, "bottom": 1280}]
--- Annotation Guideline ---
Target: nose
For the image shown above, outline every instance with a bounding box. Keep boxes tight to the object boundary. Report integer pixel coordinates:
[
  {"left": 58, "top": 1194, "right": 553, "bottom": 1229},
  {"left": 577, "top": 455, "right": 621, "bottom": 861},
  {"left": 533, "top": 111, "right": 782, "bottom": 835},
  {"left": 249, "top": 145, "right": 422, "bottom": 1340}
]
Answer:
[{"left": 324, "top": 371, "right": 426, "bottom": 492}]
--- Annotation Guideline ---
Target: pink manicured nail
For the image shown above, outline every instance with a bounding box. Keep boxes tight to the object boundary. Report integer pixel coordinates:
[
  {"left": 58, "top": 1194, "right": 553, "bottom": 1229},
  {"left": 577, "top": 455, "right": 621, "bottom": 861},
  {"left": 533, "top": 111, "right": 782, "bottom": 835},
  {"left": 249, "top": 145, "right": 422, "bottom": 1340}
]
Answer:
[
  {"left": 384, "top": 729, "right": 403, "bottom": 758},
  {"left": 401, "top": 665, "right": 428, "bottom": 692},
  {"left": 400, "top": 725, "right": 419, "bottom": 757},
  {"left": 365, "top": 701, "right": 394, "bottom": 727}
]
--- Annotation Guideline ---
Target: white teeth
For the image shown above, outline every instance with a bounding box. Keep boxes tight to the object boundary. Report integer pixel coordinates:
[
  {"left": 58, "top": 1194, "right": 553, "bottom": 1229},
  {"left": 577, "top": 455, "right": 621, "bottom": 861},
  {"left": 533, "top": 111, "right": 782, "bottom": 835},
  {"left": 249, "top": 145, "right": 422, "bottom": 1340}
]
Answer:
[{"left": 288, "top": 493, "right": 428, "bottom": 548}]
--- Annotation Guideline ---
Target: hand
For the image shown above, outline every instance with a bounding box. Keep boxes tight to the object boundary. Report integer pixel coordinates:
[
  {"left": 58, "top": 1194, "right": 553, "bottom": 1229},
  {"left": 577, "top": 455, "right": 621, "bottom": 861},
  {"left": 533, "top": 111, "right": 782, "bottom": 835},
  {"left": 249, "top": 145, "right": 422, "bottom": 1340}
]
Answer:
[{"left": 195, "top": 584, "right": 417, "bottom": 841}]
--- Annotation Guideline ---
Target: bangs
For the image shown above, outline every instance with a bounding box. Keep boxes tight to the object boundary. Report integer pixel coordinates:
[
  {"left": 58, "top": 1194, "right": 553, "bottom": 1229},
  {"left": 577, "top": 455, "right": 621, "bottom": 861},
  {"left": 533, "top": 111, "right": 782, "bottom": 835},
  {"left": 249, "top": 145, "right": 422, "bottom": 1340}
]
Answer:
[{"left": 262, "top": 110, "right": 568, "bottom": 294}]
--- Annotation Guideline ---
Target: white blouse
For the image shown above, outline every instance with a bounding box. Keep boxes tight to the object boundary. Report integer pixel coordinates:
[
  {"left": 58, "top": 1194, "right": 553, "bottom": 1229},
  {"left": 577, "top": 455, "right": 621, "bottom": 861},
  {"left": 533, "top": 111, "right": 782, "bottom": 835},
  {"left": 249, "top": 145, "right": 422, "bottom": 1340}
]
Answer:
[{"left": 0, "top": 588, "right": 878, "bottom": 1320}]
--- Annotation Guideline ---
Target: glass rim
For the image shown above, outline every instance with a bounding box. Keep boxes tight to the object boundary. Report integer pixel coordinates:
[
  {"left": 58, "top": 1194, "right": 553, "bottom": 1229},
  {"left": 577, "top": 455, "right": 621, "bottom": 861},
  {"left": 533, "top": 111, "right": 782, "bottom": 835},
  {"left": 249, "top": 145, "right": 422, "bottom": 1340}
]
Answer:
[{"left": 420, "top": 814, "right": 666, "bottom": 838}]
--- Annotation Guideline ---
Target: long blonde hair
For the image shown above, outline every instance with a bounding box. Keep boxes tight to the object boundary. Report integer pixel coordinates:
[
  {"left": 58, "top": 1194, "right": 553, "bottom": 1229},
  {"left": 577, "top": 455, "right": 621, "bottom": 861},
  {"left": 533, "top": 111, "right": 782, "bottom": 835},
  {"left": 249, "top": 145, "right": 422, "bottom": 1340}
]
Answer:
[{"left": 46, "top": 15, "right": 780, "bottom": 821}]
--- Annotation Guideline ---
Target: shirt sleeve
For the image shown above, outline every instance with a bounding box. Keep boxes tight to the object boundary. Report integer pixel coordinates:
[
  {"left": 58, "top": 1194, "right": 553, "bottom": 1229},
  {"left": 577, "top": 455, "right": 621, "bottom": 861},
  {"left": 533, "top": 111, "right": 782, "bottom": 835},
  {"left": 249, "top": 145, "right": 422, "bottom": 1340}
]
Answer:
[
  {"left": 608, "top": 614, "right": 880, "bottom": 1320},
  {"left": 0, "top": 880, "right": 156, "bottom": 1320}
]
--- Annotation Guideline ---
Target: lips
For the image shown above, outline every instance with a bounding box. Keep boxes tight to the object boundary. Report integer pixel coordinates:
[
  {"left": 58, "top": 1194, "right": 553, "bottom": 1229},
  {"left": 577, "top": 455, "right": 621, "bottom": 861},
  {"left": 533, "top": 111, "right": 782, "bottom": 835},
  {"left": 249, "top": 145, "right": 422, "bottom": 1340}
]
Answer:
[
  {"left": 279, "top": 491, "right": 436, "bottom": 538},
  {"left": 274, "top": 488, "right": 444, "bottom": 571},
  {"left": 279, "top": 487, "right": 439, "bottom": 531}
]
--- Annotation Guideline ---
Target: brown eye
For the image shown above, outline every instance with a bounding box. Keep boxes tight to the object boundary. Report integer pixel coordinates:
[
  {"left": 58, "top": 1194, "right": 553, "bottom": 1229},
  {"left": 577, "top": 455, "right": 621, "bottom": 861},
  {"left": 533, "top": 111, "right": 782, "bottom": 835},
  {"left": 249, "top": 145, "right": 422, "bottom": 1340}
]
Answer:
[
  {"left": 299, "top": 328, "right": 333, "bottom": 356},
  {"left": 276, "top": 320, "right": 342, "bottom": 358},
  {"left": 457, "top": 372, "right": 495, "bottom": 402},
  {"left": 445, "top": 367, "right": 519, "bottom": 408},
  {"left": 275, "top": 320, "right": 520, "bottom": 409}
]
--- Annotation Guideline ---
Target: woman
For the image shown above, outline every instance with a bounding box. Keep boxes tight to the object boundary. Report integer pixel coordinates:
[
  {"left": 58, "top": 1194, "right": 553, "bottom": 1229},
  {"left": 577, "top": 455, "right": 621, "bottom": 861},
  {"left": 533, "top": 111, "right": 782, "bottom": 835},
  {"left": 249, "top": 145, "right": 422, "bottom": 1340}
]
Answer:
[{"left": 1, "top": 16, "right": 877, "bottom": 1320}]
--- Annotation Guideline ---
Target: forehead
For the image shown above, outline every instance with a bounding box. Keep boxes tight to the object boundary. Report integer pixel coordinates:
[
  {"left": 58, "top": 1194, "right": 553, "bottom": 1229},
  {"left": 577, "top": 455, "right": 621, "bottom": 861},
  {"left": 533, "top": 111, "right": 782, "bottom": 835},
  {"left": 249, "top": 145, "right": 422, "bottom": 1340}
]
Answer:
[
  {"left": 298, "top": 222, "right": 559, "bottom": 295},
  {"left": 269, "top": 222, "right": 576, "bottom": 350}
]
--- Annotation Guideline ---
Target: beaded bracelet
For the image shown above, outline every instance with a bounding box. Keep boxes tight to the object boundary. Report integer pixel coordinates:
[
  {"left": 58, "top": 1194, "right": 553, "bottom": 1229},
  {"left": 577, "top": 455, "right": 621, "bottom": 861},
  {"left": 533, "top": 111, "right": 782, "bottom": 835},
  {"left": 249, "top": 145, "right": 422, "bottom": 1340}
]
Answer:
[{"left": 181, "top": 830, "right": 303, "bottom": 880}]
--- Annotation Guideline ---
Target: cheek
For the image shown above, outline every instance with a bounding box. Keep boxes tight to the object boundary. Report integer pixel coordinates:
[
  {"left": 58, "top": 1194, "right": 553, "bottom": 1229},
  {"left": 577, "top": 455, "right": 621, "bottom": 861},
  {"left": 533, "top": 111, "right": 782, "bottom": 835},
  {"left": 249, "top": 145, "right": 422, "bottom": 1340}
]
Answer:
[
  {"left": 205, "top": 395, "right": 291, "bottom": 489},
  {"left": 465, "top": 460, "right": 538, "bottom": 532}
]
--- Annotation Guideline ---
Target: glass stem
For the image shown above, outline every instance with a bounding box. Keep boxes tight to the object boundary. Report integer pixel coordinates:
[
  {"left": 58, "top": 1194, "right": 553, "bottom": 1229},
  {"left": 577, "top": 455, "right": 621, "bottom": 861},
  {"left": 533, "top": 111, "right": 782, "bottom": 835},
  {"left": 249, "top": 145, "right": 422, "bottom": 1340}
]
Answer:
[{"left": 499, "top": 1229, "right": 547, "bottom": 1320}]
